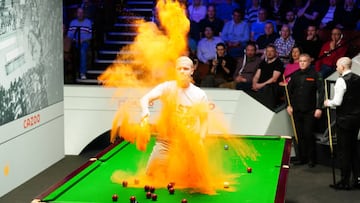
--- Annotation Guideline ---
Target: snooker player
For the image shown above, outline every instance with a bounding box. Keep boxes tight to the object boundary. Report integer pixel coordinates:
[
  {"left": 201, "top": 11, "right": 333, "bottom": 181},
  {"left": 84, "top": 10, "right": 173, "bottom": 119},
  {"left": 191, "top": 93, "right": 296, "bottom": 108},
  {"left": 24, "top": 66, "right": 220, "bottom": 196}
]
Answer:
[
  {"left": 139, "top": 56, "right": 210, "bottom": 185},
  {"left": 324, "top": 57, "right": 360, "bottom": 190}
]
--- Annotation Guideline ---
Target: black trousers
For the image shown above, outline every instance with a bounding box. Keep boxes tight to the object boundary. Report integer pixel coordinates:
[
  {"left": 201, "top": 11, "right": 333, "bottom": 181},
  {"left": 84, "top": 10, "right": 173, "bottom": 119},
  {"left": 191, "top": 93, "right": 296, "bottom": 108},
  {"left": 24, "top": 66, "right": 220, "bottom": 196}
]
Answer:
[
  {"left": 293, "top": 111, "right": 316, "bottom": 163},
  {"left": 336, "top": 124, "right": 360, "bottom": 184}
]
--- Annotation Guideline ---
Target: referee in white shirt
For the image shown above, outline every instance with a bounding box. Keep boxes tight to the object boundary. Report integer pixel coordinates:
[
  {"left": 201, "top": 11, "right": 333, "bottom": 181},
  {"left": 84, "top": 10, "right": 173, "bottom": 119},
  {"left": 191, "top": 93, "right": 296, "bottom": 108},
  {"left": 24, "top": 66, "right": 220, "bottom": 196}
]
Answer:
[{"left": 324, "top": 57, "right": 360, "bottom": 190}]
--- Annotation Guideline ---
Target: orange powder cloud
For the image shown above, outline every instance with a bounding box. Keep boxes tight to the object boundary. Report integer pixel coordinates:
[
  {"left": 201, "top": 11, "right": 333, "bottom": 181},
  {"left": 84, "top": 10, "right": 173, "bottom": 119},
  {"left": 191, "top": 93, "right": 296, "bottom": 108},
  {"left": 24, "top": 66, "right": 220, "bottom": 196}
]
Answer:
[{"left": 100, "top": 0, "right": 258, "bottom": 195}]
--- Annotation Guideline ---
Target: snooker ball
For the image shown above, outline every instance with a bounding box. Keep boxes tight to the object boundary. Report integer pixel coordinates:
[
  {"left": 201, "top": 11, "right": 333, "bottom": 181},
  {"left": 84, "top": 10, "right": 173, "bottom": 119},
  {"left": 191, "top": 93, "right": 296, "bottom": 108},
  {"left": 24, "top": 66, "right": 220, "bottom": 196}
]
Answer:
[
  {"left": 129, "top": 196, "right": 136, "bottom": 203},
  {"left": 144, "top": 185, "right": 150, "bottom": 192},
  {"left": 247, "top": 167, "right": 252, "bottom": 173},
  {"left": 112, "top": 194, "right": 118, "bottom": 202},
  {"left": 151, "top": 193, "right": 158, "bottom": 201},
  {"left": 169, "top": 187, "right": 175, "bottom": 194},
  {"left": 146, "top": 191, "right": 152, "bottom": 199},
  {"left": 223, "top": 181, "right": 230, "bottom": 188},
  {"left": 181, "top": 199, "right": 188, "bottom": 203},
  {"left": 149, "top": 186, "right": 156, "bottom": 193},
  {"left": 224, "top": 144, "right": 229, "bottom": 150},
  {"left": 122, "top": 180, "right": 128, "bottom": 187},
  {"left": 167, "top": 183, "right": 173, "bottom": 190}
]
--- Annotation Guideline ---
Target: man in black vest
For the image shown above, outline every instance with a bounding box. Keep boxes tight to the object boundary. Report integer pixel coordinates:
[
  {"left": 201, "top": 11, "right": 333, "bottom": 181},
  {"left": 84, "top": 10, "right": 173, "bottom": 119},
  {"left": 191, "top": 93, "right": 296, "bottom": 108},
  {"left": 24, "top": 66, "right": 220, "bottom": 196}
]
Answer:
[{"left": 325, "top": 57, "right": 360, "bottom": 190}]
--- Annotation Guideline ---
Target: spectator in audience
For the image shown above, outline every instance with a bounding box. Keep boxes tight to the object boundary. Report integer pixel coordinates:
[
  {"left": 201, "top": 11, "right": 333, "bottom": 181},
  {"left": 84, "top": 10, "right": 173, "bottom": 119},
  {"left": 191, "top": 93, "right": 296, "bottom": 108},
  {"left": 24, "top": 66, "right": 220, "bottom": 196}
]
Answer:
[
  {"left": 256, "top": 21, "right": 279, "bottom": 57},
  {"left": 280, "top": 45, "right": 303, "bottom": 85},
  {"left": 292, "top": 0, "right": 321, "bottom": 42},
  {"left": 283, "top": 10, "right": 296, "bottom": 33},
  {"left": 324, "top": 57, "right": 360, "bottom": 190},
  {"left": 197, "top": 26, "right": 223, "bottom": 64},
  {"left": 221, "top": 8, "right": 250, "bottom": 58},
  {"left": 199, "top": 4, "right": 224, "bottom": 37},
  {"left": 315, "top": 28, "right": 348, "bottom": 78},
  {"left": 215, "top": 0, "right": 240, "bottom": 23},
  {"left": 233, "top": 42, "right": 262, "bottom": 90},
  {"left": 201, "top": 42, "right": 236, "bottom": 87},
  {"left": 300, "top": 24, "right": 323, "bottom": 62},
  {"left": 249, "top": 44, "right": 284, "bottom": 109},
  {"left": 80, "top": 0, "right": 97, "bottom": 21},
  {"left": 244, "top": 0, "right": 261, "bottom": 24},
  {"left": 266, "top": 0, "right": 287, "bottom": 28},
  {"left": 67, "top": 7, "right": 92, "bottom": 80},
  {"left": 319, "top": 0, "right": 339, "bottom": 29},
  {"left": 334, "top": 0, "right": 360, "bottom": 30},
  {"left": 188, "top": 0, "right": 207, "bottom": 23},
  {"left": 274, "top": 24, "right": 295, "bottom": 64},
  {"left": 286, "top": 53, "right": 324, "bottom": 168},
  {"left": 250, "top": 8, "right": 277, "bottom": 42}
]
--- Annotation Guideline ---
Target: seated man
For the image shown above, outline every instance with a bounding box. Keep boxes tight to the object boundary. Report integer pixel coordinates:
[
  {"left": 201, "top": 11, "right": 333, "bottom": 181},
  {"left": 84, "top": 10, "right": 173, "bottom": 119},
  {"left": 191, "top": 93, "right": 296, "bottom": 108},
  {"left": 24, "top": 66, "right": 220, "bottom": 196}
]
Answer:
[
  {"left": 256, "top": 22, "right": 279, "bottom": 58},
  {"left": 274, "top": 24, "right": 295, "bottom": 65},
  {"left": 201, "top": 43, "right": 236, "bottom": 87},
  {"left": 67, "top": 7, "right": 92, "bottom": 80},
  {"left": 315, "top": 28, "right": 348, "bottom": 78},
  {"left": 197, "top": 26, "right": 223, "bottom": 64},
  {"left": 248, "top": 44, "right": 284, "bottom": 109},
  {"left": 220, "top": 8, "right": 249, "bottom": 58},
  {"left": 199, "top": 4, "right": 224, "bottom": 37},
  {"left": 232, "top": 42, "right": 262, "bottom": 90}
]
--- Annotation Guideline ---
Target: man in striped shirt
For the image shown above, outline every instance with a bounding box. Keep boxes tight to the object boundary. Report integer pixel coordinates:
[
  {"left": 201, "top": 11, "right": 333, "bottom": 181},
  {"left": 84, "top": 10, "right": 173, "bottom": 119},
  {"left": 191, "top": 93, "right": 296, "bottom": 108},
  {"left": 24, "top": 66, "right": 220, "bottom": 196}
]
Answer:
[{"left": 67, "top": 7, "right": 92, "bottom": 80}]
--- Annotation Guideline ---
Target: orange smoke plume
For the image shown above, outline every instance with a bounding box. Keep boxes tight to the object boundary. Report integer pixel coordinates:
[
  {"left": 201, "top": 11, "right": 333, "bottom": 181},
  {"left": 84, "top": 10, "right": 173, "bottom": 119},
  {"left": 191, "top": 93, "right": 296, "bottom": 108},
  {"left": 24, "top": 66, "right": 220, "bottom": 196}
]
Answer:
[{"left": 101, "top": 0, "right": 258, "bottom": 195}]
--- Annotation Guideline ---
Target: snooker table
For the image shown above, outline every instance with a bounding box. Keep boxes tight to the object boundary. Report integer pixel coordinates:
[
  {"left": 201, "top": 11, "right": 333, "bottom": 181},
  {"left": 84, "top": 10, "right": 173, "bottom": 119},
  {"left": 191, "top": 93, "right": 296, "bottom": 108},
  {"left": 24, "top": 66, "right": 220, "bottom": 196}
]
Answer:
[{"left": 33, "top": 135, "right": 292, "bottom": 203}]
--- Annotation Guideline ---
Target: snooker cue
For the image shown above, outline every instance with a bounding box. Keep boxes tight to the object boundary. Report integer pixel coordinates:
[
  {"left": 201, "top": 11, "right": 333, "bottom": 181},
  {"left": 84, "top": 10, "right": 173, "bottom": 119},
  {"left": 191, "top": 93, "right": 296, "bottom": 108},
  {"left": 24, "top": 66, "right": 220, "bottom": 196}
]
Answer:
[
  {"left": 324, "top": 79, "right": 336, "bottom": 185},
  {"left": 282, "top": 75, "right": 299, "bottom": 144}
]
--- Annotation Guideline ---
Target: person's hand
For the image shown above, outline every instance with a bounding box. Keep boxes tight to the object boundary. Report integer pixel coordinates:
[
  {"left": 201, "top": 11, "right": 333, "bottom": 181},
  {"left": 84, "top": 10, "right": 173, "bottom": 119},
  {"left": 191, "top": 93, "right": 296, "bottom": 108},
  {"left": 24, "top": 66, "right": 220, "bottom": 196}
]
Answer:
[
  {"left": 287, "top": 106, "right": 293, "bottom": 116},
  {"left": 140, "top": 114, "right": 149, "bottom": 127},
  {"left": 235, "top": 75, "right": 246, "bottom": 83},
  {"left": 314, "top": 109, "right": 322, "bottom": 119},
  {"left": 297, "top": 8, "right": 305, "bottom": 17},
  {"left": 212, "top": 59, "right": 218, "bottom": 66},
  {"left": 330, "top": 40, "right": 336, "bottom": 50},
  {"left": 252, "top": 83, "right": 258, "bottom": 91},
  {"left": 221, "top": 60, "right": 226, "bottom": 68},
  {"left": 279, "top": 81, "right": 287, "bottom": 86},
  {"left": 324, "top": 100, "right": 329, "bottom": 107}
]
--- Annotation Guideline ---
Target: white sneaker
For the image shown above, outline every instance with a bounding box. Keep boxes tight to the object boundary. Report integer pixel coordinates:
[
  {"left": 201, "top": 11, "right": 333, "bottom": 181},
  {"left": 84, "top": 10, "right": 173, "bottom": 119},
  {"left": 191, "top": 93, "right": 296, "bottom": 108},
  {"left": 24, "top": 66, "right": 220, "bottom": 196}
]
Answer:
[{"left": 80, "top": 74, "right": 87, "bottom": 80}]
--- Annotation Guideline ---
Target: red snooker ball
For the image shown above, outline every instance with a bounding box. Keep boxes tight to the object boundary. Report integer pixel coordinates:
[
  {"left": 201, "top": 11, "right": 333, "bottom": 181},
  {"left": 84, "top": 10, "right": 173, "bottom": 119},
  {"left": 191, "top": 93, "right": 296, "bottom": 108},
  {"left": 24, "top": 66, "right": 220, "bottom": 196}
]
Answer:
[
  {"left": 247, "top": 167, "right": 252, "bottom": 173},
  {"left": 167, "top": 183, "right": 173, "bottom": 190},
  {"left": 112, "top": 194, "right": 118, "bottom": 202},
  {"left": 149, "top": 186, "right": 155, "bottom": 193},
  {"left": 146, "top": 191, "right": 152, "bottom": 199},
  {"left": 129, "top": 196, "right": 136, "bottom": 203},
  {"left": 122, "top": 180, "right": 128, "bottom": 187},
  {"left": 144, "top": 185, "right": 150, "bottom": 192},
  {"left": 169, "top": 187, "right": 175, "bottom": 194},
  {"left": 151, "top": 193, "right": 158, "bottom": 201},
  {"left": 181, "top": 199, "right": 188, "bottom": 203}
]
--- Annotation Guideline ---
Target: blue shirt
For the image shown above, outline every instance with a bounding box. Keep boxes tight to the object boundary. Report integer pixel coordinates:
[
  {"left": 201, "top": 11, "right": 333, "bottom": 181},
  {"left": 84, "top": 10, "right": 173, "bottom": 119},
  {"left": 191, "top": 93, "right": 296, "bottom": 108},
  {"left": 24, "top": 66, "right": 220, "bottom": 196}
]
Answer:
[{"left": 221, "top": 20, "right": 250, "bottom": 43}]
